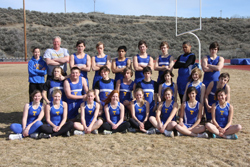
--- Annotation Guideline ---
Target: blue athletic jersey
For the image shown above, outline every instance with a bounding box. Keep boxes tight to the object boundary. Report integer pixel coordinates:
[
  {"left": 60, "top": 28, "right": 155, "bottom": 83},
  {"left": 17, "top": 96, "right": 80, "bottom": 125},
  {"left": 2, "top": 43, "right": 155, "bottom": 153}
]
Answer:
[
  {"left": 73, "top": 53, "right": 88, "bottom": 78},
  {"left": 215, "top": 102, "right": 230, "bottom": 128},
  {"left": 161, "top": 82, "right": 175, "bottom": 100},
  {"left": 27, "top": 102, "right": 43, "bottom": 125},
  {"left": 187, "top": 82, "right": 202, "bottom": 102},
  {"left": 92, "top": 55, "right": 107, "bottom": 88},
  {"left": 84, "top": 101, "right": 96, "bottom": 127},
  {"left": 161, "top": 100, "right": 176, "bottom": 123},
  {"left": 119, "top": 79, "right": 134, "bottom": 103},
  {"left": 183, "top": 101, "right": 200, "bottom": 127},
  {"left": 50, "top": 101, "right": 64, "bottom": 126},
  {"left": 177, "top": 53, "right": 194, "bottom": 95},
  {"left": 49, "top": 80, "right": 66, "bottom": 101},
  {"left": 157, "top": 55, "right": 172, "bottom": 83},
  {"left": 114, "top": 58, "right": 128, "bottom": 82},
  {"left": 134, "top": 101, "right": 147, "bottom": 122},
  {"left": 99, "top": 79, "right": 115, "bottom": 102},
  {"left": 135, "top": 54, "right": 150, "bottom": 83},
  {"left": 108, "top": 102, "right": 121, "bottom": 124},
  {"left": 203, "top": 55, "right": 220, "bottom": 87}
]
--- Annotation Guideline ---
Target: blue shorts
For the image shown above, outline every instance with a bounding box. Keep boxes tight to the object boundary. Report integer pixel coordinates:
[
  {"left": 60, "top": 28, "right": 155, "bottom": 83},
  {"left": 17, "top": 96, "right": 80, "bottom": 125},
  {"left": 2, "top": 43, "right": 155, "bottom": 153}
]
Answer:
[
  {"left": 184, "top": 123, "right": 193, "bottom": 128},
  {"left": 67, "top": 100, "right": 83, "bottom": 119}
]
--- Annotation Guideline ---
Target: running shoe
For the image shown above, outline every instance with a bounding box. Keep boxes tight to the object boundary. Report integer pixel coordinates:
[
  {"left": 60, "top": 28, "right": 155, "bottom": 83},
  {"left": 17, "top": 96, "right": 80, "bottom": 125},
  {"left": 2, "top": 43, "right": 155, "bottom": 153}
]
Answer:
[
  {"left": 164, "top": 130, "right": 174, "bottom": 137},
  {"left": 128, "top": 127, "right": 136, "bottom": 133},
  {"left": 177, "top": 131, "right": 184, "bottom": 136},
  {"left": 91, "top": 130, "right": 98, "bottom": 134},
  {"left": 197, "top": 132, "right": 209, "bottom": 138},
  {"left": 38, "top": 133, "right": 51, "bottom": 139},
  {"left": 103, "top": 130, "right": 112, "bottom": 135},
  {"left": 146, "top": 128, "right": 156, "bottom": 135},
  {"left": 30, "top": 133, "right": 39, "bottom": 139},
  {"left": 74, "top": 130, "right": 85, "bottom": 135},
  {"left": 226, "top": 134, "right": 238, "bottom": 140},
  {"left": 9, "top": 134, "right": 22, "bottom": 140}
]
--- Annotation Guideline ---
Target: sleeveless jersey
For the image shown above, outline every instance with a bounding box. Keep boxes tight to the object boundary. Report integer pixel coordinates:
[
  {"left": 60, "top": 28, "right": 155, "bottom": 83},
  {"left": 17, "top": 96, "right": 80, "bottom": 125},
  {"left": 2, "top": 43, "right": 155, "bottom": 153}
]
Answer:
[
  {"left": 135, "top": 54, "right": 150, "bottom": 83},
  {"left": 134, "top": 101, "right": 147, "bottom": 122},
  {"left": 203, "top": 55, "right": 220, "bottom": 87},
  {"left": 119, "top": 79, "right": 134, "bottom": 103},
  {"left": 84, "top": 101, "right": 96, "bottom": 127},
  {"left": 183, "top": 101, "right": 200, "bottom": 126},
  {"left": 140, "top": 80, "right": 155, "bottom": 105},
  {"left": 99, "top": 79, "right": 115, "bottom": 102},
  {"left": 114, "top": 58, "right": 128, "bottom": 82},
  {"left": 73, "top": 53, "right": 88, "bottom": 78},
  {"left": 50, "top": 101, "right": 64, "bottom": 126},
  {"left": 49, "top": 80, "right": 66, "bottom": 101},
  {"left": 188, "top": 82, "right": 202, "bottom": 102},
  {"left": 108, "top": 102, "right": 121, "bottom": 124},
  {"left": 161, "top": 82, "right": 175, "bottom": 100},
  {"left": 215, "top": 102, "right": 230, "bottom": 128},
  {"left": 92, "top": 55, "right": 108, "bottom": 88},
  {"left": 157, "top": 55, "right": 172, "bottom": 83},
  {"left": 27, "top": 102, "right": 43, "bottom": 125},
  {"left": 66, "top": 77, "right": 83, "bottom": 103},
  {"left": 161, "top": 100, "right": 176, "bottom": 123}
]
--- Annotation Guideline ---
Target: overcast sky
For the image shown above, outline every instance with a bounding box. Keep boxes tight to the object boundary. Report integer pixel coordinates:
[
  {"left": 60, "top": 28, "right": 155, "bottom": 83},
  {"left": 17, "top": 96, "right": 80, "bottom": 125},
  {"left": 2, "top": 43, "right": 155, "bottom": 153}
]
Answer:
[{"left": 0, "top": 0, "right": 248, "bottom": 18}]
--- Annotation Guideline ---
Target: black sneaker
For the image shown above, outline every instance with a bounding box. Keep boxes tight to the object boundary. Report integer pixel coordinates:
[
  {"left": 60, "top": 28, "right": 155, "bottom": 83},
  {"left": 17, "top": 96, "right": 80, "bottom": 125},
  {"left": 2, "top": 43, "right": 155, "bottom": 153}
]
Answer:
[{"left": 38, "top": 133, "right": 51, "bottom": 139}]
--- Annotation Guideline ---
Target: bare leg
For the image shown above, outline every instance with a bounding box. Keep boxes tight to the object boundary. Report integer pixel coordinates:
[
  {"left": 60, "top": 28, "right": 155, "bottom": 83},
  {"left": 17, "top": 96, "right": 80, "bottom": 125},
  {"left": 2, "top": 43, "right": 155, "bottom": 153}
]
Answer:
[
  {"left": 149, "top": 116, "right": 162, "bottom": 130},
  {"left": 74, "top": 122, "right": 84, "bottom": 131},
  {"left": 91, "top": 119, "right": 103, "bottom": 131},
  {"left": 224, "top": 124, "right": 242, "bottom": 135},
  {"left": 166, "top": 121, "right": 177, "bottom": 131}
]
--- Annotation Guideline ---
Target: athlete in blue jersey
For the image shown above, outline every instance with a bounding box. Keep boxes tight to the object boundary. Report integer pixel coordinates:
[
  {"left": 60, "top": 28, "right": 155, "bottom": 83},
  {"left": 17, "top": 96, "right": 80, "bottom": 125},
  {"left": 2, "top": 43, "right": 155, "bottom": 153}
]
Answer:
[
  {"left": 158, "top": 70, "right": 177, "bottom": 103},
  {"left": 42, "top": 66, "right": 66, "bottom": 104},
  {"left": 64, "top": 67, "right": 88, "bottom": 120},
  {"left": 202, "top": 42, "right": 224, "bottom": 88},
  {"left": 91, "top": 42, "right": 111, "bottom": 89},
  {"left": 129, "top": 88, "right": 152, "bottom": 133},
  {"left": 173, "top": 42, "right": 196, "bottom": 103},
  {"left": 39, "top": 89, "right": 74, "bottom": 138},
  {"left": 175, "top": 87, "right": 208, "bottom": 138},
  {"left": 149, "top": 88, "right": 178, "bottom": 137},
  {"left": 69, "top": 40, "right": 91, "bottom": 88},
  {"left": 136, "top": 66, "right": 158, "bottom": 116},
  {"left": 204, "top": 73, "right": 230, "bottom": 121},
  {"left": 102, "top": 90, "right": 130, "bottom": 134},
  {"left": 111, "top": 46, "right": 131, "bottom": 82},
  {"left": 73, "top": 90, "right": 103, "bottom": 135},
  {"left": 154, "top": 41, "right": 174, "bottom": 84},
  {"left": 205, "top": 89, "right": 241, "bottom": 139},
  {"left": 182, "top": 68, "right": 205, "bottom": 104},
  {"left": 133, "top": 40, "right": 154, "bottom": 84},
  {"left": 9, "top": 90, "right": 44, "bottom": 140}
]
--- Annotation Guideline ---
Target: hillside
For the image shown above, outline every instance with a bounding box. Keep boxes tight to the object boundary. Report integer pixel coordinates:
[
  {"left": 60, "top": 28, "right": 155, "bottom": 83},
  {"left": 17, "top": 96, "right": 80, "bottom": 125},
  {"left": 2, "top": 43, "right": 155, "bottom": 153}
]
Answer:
[{"left": 0, "top": 7, "right": 250, "bottom": 60}]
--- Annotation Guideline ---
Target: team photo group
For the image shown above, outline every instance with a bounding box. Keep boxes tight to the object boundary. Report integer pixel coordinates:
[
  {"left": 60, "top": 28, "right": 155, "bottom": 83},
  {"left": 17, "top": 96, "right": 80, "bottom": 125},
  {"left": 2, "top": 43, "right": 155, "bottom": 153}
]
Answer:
[{"left": 9, "top": 36, "right": 242, "bottom": 140}]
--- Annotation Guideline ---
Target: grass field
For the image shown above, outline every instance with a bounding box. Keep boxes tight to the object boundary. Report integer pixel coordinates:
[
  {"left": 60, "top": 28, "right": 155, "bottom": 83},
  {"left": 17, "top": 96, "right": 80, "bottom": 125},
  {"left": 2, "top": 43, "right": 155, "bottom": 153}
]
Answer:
[{"left": 0, "top": 64, "right": 249, "bottom": 167}]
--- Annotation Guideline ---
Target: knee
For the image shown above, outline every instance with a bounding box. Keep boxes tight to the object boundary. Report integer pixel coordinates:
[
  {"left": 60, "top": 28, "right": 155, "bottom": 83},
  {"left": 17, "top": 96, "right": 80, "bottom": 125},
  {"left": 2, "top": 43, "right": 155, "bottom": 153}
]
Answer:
[
  {"left": 149, "top": 116, "right": 155, "bottom": 122},
  {"left": 237, "top": 124, "right": 242, "bottom": 132},
  {"left": 171, "top": 121, "right": 177, "bottom": 127},
  {"left": 205, "top": 122, "right": 211, "bottom": 129},
  {"left": 98, "top": 119, "right": 103, "bottom": 125}
]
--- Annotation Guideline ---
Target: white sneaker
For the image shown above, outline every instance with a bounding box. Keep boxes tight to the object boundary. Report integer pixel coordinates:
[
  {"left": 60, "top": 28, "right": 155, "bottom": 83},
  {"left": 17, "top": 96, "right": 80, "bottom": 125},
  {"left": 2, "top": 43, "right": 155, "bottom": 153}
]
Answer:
[
  {"left": 164, "top": 130, "right": 174, "bottom": 137},
  {"left": 91, "top": 130, "right": 98, "bottom": 134},
  {"left": 74, "top": 130, "right": 85, "bottom": 135},
  {"left": 226, "top": 134, "right": 238, "bottom": 140},
  {"left": 146, "top": 129, "right": 156, "bottom": 135},
  {"left": 177, "top": 131, "right": 184, "bottom": 136},
  {"left": 197, "top": 132, "right": 208, "bottom": 138},
  {"left": 30, "top": 133, "right": 39, "bottom": 139},
  {"left": 103, "top": 130, "right": 112, "bottom": 135},
  {"left": 9, "top": 134, "right": 22, "bottom": 140}
]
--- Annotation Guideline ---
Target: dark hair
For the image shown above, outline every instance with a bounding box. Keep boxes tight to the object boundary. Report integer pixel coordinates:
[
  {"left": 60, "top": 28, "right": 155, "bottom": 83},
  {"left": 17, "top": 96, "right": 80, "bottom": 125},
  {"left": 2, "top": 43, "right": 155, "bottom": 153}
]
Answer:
[
  {"left": 138, "top": 40, "right": 148, "bottom": 48},
  {"left": 76, "top": 40, "right": 86, "bottom": 47},
  {"left": 219, "top": 72, "right": 230, "bottom": 82},
  {"left": 209, "top": 42, "right": 219, "bottom": 51},
  {"left": 52, "top": 66, "right": 65, "bottom": 79},
  {"left": 160, "top": 70, "right": 174, "bottom": 85},
  {"left": 99, "top": 65, "right": 110, "bottom": 75},
  {"left": 159, "top": 41, "right": 169, "bottom": 49},
  {"left": 117, "top": 46, "right": 127, "bottom": 52},
  {"left": 183, "top": 41, "right": 191, "bottom": 46},
  {"left": 32, "top": 47, "right": 40, "bottom": 53},
  {"left": 142, "top": 66, "right": 152, "bottom": 74},
  {"left": 122, "top": 67, "right": 133, "bottom": 77},
  {"left": 215, "top": 88, "right": 226, "bottom": 100},
  {"left": 186, "top": 86, "right": 198, "bottom": 101},
  {"left": 30, "top": 90, "right": 42, "bottom": 101},
  {"left": 71, "top": 66, "right": 81, "bottom": 72},
  {"left": 162, "top": 87, "right": 173, "bottom": 102}
]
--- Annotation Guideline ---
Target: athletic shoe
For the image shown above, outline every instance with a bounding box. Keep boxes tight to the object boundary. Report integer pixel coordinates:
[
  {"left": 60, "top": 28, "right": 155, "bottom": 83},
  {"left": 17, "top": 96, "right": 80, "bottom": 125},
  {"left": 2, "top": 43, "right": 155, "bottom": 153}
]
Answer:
[
  {"left": 155, "top": 128, "right": 161, "bottom": 134},
  {"left": 122, "top": 129, "right": 128, "bottom": 133},
  {"left": 197, "top": 132, "right": 209, "bottom": 138},
  {"left": 9, "top": 134, "right": 22, "bottom": 140},
  {"left": 226, "top": 134, "right": 238, "bottom": 140},
  {"left": 103, "top": 130, "right": 112, "bottom": 135},
  {"left": 177, "top": 131, "right": 184, "bottom": 136},
  {"left": 38, "top": 133, "right": 51, "bottom": 139},
  {"left": 146, "top": 129, "right": 156, "bottom": 135},
  {"left": 74, "top": 130, "right": 85, "bottom": 135},
  {"left": 66, "top": 131, "right": 71, "bottom": 137},
  {"left": 30, "top": 133, "right": 39, "bottom": 139},
  {"left": 164, "top": 130, "right": 174, "bottom": 137},
  {"left": 91, "top": 130, "right": 98, "bottom": 134},
  {"left": 128, "top": 127, "right": 136, "bottom": 133},
  {"left": 212, "top": 133, "right": 221, "bottom": 138}
]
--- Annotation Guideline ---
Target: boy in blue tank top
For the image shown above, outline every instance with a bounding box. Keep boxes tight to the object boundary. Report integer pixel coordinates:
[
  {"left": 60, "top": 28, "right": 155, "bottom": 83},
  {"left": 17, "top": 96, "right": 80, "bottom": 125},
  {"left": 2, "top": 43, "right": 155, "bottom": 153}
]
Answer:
[
  {"left": 111, "top": 46, "right": 131, "bottom": 82},
  {"left": 136, "top": 66, "right": 158, "bottom": 117},
  {"left": 133, "top": 40, "right": 154, "bottom": 84},
  {"left": 64, "top": 67, "right": 88, "bottom": 121}
]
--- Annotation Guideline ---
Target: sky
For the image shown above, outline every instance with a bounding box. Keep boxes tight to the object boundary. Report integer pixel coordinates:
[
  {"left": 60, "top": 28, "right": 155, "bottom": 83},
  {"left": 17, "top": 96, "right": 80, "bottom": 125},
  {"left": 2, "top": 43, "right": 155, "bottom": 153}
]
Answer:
[{"left": 0, "top": 0, "right": 249, "bottom": 18}]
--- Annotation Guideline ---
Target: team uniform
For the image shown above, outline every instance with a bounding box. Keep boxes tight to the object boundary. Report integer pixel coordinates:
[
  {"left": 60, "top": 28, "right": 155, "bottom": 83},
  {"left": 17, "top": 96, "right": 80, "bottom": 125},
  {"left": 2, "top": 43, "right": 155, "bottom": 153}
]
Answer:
[
  {"left": 119, "top": 79, "right": 134, "bottom": 104},
  {"left": 160, "top": 82, "right": 175, "bottom": 100},
  {"left": 187, "top": 82, "right": 203, "bottom": 102},
  {"left": 92, "top": 55, "right": 108, "bottom": 89},
  {"left": 157, "top": 55, "right": 172, "bottom": 84},
  {"left": 136, "top": 80, "right": 158, "bottom": 116},
  {"left": 203, "top": 55, "right": 221, "bottom": 88},
  {"left": 43, "top": 79, "right": 66, "bottom": 102},
  {"left": 10, "top": 102, "right": 43, "bottom": 136},
  {"left": 183, "top": 101, "right": 200, "bottom": 128},
  {"left": 73, "top": 53, "right": 89, "bottom": 88},
  {"left": 114, "top": 58, "right": 128, "bottom": 82},
  {"left": 215, "top": 101, "right": 230, "bottom": 128},
  {"left": 66, "top": 77, "right": 84, "bottom": 119},
  {"left": 84, "top": 101, "right": 97, "bottom": 127},
  {"left": 161, "top": 100, "right": 176, "bottom": 124},
  {"left": 134, "top": 55, "right": 150, "bottom": 84}
]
